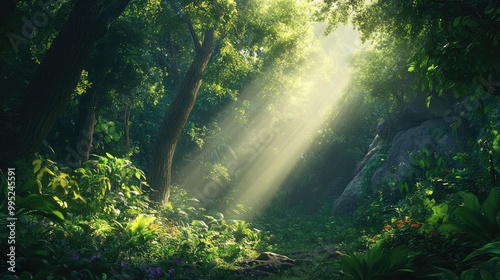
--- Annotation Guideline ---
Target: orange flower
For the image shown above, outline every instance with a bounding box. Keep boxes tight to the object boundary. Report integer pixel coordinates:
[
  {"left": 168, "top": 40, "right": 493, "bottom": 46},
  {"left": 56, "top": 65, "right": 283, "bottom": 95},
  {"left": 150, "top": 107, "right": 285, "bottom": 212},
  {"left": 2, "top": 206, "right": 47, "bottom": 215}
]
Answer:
[
  {"left": 429, "top": 230, "right": 437, "bottom": 236},
  {"left": 149, "top": 224, "right": 158, "bottom": 230},
  {"left": 405, "top": 218, "right": 411, "bottom": 223},
  {"left": 396, "top": 220, "right": 405, "bottom": 228},
  {"left": 383, "top": 225, "right": 392, "bottom": 230},
  {"left": 410, "top": 223, "right": 420, "bottom": 229}
]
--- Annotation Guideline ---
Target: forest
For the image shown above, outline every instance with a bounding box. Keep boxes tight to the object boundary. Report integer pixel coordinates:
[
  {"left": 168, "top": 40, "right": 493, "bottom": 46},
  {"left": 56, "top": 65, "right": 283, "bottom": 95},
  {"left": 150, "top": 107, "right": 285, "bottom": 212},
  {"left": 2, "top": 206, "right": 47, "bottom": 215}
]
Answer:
[{"left": 0, "top": 0, "right": 499, "bottom": 279}]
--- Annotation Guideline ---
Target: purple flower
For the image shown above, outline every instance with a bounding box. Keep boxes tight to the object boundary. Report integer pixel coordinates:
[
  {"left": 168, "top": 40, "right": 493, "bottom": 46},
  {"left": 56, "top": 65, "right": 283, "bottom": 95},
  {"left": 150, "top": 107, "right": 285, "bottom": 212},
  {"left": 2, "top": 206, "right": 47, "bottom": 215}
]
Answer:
[
  {"left": 121, "top": 261, "right": 127, "bottom": 268},
  {"left": 168, "top": 268, "right": 175, "bottom": 274},
  {"left": 185, "top": 269, "right": 190, "bottom": 274},
  {"left": 72, "top": 253, "right": 80, "bottom": 260},
  {"left": 147, "top": 266, "right": 163, "bottom": 278},
  {"left": 95, "top": 235, "right": 102, "bottom": 242},
  {"left": 174, "top": 258, "right": 182, "bottom": 265},
  {"left": 89, "top": 253, "right": 101, "bottom": 262}
]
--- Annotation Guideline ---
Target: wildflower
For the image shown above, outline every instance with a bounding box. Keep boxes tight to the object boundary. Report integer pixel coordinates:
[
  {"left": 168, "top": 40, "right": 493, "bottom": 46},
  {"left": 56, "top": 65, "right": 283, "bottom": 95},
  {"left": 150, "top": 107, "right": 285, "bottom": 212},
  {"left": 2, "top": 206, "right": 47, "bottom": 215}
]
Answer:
[
  {"left": 89, "top": 253, "right": 101, "bottom": 262},
  {"left": 429, "top": 230, "right": 437, "bottom": 236},
  {"left": 175, "top": 258, "right": 182, "bottom": 265},
  {"left": 72, "top": 253, "right": 80, "bottom": 260},
  {"left": 121, "top": 261, "right": 127, "bottom": 268},
  {"left": 411, "top": 223, "right": 421, "bottom": 229},
  {"left": 168, "top": 268, "right": 175, "bottom": 274},
  {"left": 95, "top": 235, "right": 102, "bottom": 242},
  {"left": 147, "top": 266, "right": 163, "bottom": 278},
  {"left": 185, "top": 269, "right": 190, "bottom": 274},
  {"left": 383, "top": 225, "right": 391, "bottom": 230},
  {"left": 149, "top": 224, "right": 158, "bottom": 230}
]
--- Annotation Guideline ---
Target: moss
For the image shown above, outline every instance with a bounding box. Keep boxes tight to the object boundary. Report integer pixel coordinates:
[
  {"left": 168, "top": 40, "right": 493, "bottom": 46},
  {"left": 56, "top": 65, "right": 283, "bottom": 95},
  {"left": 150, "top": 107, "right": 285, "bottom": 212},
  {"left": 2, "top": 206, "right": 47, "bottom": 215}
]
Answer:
[{"left": 360, "top": 146, "right": 388, "bottom": 197}]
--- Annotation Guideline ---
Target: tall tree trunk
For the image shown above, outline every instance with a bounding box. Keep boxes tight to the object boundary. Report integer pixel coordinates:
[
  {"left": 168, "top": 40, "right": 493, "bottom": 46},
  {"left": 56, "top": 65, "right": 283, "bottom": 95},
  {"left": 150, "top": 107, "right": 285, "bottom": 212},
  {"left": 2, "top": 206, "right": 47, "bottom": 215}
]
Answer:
[
  {"left": 123, "top": 106, "right": 131, "bottom": 148},
  {"left": 2, "top": 0, "right": 130, "bottom": 167},
  {"left": 148, "top": 29, "right": 215, "bottom": 205},
  {"left": 67, "top": 83, "right": 101, "bottom": 165}
]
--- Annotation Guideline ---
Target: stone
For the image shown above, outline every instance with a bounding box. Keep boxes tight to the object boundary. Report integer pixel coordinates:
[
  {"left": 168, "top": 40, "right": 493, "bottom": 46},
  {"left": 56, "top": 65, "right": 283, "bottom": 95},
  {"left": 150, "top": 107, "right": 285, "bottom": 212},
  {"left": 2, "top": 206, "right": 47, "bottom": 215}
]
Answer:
[
  {"left": 238, "top": 252, "right": 295, "bottom": 276},
  {"left": 331, "top": 171, "right": 363, "bottom": 216},
  {"left": 371, "top": 119, "right": 466, "bottom": 193}
]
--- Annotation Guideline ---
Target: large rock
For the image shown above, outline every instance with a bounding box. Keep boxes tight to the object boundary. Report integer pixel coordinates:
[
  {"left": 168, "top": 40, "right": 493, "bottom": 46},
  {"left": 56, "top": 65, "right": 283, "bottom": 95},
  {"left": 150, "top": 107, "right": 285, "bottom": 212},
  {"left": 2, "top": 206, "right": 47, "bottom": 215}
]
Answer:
[
  {"left": 370, "top": 119, "right": 466, "bottom": 192},
  {"left": 331, "top": 166, "right": 363, "bottom": 216},
  {"left": 332, "top": 94, "right": 469, "bottom": 216}
]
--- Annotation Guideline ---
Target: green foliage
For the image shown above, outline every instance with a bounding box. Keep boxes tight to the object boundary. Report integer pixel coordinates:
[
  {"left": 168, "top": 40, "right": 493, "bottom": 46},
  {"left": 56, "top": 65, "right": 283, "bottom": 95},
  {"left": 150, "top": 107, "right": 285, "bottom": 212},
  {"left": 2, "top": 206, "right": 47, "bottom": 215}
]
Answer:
[
  {"left": 94, "top": 116, "right": 121, "bottom": 145},
  {"left": 15, "top": 194, "right": 67, "bottom": 224},
  {"left": 336, "top": 244, "right": 415, "bottom": 280},
  {"left": 360, "top": 148, "right": 387, "bottom": 196},
  {"left": 439, "top": 188, "right": 500, "bottom": 247}
]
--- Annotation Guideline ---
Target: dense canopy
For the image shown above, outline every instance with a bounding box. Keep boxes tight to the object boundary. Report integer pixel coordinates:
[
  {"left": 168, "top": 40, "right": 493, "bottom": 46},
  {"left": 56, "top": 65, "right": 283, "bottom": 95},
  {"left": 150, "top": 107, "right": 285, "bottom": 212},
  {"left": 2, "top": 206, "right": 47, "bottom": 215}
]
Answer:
[{"left": 1, "top": 0, "right": 499, "bottom": 279}]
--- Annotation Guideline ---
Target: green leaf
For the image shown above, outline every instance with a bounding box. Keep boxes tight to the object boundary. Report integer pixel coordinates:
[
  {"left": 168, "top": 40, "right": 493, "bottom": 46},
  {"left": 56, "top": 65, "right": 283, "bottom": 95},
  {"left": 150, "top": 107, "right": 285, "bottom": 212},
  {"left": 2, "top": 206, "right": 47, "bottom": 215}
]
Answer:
[
  {"left": 482, "top": 188, "right": 500, "bottom": 225},
  {"left": 463, "top": 241, "right": 500, "bottom": 262},
  {"left": 455, "top": 207, "right": 490, "bottom": 232},
  {"left": 16, "top": 194, "right": 67, "bottom": 223},
  {"left": 408, "top": 62, "right": 416, "bottom": 72},
  {"left": 453, "top": 17, "right": 461, "bottom": 27},
  {"left": 101, "top": 123, "right": 109, "bottom": 132},
  {"left": 104, "top": 135, "right": 112, "bottom": 143},
  {"left": 460, "top": 192, "right": 481, "bottom": 211}
]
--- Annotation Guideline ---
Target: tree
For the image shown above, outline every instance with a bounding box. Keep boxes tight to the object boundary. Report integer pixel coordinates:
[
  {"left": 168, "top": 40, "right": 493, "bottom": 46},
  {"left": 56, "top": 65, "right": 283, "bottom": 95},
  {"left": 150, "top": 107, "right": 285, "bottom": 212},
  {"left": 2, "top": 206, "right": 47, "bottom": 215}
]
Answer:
[
  {"left": 67, "top": 3, "right": 165, "bottom": 164},
  {"left": 148, "top": 26, "right": 216, "bottom": 204},
  {"left": 147, "top": 0, "right": 314, "bottom": 205},
  {"left": 316, "top": 0, "right": 500, "bottom": 97},
  {"left": 1, "top": 0, "right": 132, "bottom": 168}
]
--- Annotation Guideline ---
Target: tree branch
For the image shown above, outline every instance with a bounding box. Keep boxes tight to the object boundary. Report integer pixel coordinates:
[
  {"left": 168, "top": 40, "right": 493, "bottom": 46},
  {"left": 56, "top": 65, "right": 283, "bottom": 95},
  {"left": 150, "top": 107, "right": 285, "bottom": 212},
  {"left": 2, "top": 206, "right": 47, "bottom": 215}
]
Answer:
[
  {"left": 186, "top": 15, "right": 202, "bottom": 53},
  {"left": 97, "top": 0, "right": 131, "bottom": 31}
]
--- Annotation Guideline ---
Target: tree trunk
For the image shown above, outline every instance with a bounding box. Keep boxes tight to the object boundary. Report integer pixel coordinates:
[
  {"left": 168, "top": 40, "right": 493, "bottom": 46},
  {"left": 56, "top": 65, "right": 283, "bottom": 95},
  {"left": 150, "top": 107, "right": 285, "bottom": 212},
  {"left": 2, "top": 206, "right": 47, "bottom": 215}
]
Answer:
[
  {"left": 148, "top": 29, "right": 216, "bottom": 205},
  {"left": 67, "top": 84, "right": 101, "bottom": 165},
  {"left": 3, "top": 0, "right": 130, "bottom": 167},
  {"left": 124, "top": 106, "right": 131, "bottom": 148}
]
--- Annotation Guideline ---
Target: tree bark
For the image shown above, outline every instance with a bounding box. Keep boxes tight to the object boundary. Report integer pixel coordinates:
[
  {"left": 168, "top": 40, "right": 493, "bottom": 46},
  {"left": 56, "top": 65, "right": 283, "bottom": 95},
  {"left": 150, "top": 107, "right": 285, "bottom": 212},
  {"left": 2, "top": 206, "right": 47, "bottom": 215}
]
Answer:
[
  {"left": 124, "top": 105, "right": 131, "bottom": 148},
  {"left": 68, "top": 83, "right": 101, "bottom": 165},
  {"left": 148, "top": 29, "right": 216, "bottom": 205},
  {"left": 3, "top": 0, "right": 131, "bottom": 167}
]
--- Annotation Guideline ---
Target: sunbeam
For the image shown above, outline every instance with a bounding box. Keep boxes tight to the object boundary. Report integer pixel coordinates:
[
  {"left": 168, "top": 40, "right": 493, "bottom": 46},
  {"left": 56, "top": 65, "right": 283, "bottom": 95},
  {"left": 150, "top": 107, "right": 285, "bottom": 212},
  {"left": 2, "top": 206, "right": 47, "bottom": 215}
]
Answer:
[{"left": 177, "top": 25, "right": 363, "bottom": 216}]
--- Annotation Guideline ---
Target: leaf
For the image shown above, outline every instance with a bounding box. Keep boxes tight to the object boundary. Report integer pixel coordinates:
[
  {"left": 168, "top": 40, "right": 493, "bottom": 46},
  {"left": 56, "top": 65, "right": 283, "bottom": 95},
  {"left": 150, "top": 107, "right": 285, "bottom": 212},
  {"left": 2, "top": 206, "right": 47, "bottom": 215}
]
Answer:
[
  {"left": 16, "top": 194, "right": 67, "bottom": 223},
  {"left": 455, "top": 207, "right": 490, "bottom": 232},
  {"left": 453, "top": 17, "right": 461, "bottom": 27},
  {"left": 482, "top": 188, "right": 500, "bottom": 225},
  {"left": 462, "top": 241, "right": 500, "bottom": 262},
  {"left": 101, "top": 123, "right": 109, "bottom": 132},
  {"left": 104, "top": 135, "right": 112, "bottom": 143},
  {"left": 408, "top": 62, "right": 416, "bottom": 72},
  {"left": 460, "top": 192, "right": 481, "bottom": 211}
]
